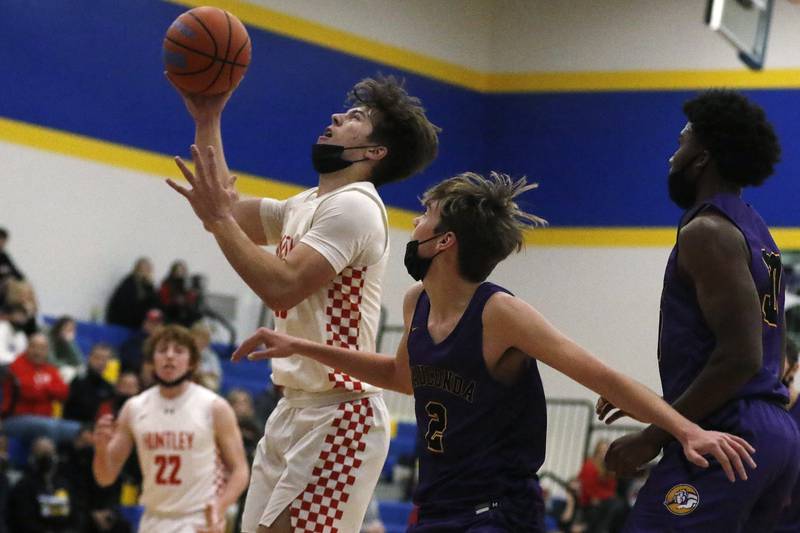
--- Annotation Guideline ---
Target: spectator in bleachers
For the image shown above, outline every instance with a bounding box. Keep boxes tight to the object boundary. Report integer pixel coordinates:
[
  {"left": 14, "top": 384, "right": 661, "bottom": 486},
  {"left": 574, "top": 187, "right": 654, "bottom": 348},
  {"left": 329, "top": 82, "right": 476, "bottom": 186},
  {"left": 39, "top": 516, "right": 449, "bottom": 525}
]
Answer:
[
  {"left": 226, "top": 388, "right": 260, "bottom": 458},
  {"left": 0, "top": 303, "right": 29, "bottom": 365},
  {"left": 4, "top": 279, "right": 40, "bottom": 336},
  {"left": 61, "top": 425, "right": 131, "bottom": 533},
  {"left": 105, "top": 257, "right": 159, "bottom": 329},
  {"left": 106, "top": 371, "right": 140, "bottom": 417},
  {"left": 253, "top": 384, "right": 282, "bottom": 431},
  {"left": 47, "top": 316, "right": 84, "bottom": 384},
  {"left": 4, "top": 333, "right": 81, "bottom": 445},
  {"left": 7, "top": 435, "right": 80, "bottom": 532},
  {"left": 227, "top": 387, "right": 261, "bottom": 533},
  {"left": 159, "top": 260, "right": 202, "bottom": 327},
  {"left": 63, "top": 343, "right": 115, "bottom": 424},
  {"left": 0, "top": 228, "right": 24, "bottom": 309},
  {"left": 118, "top": 308, "right": 163, "bottom": 374},
  {"left": 191, "top": 321, "right": 222, "bottom": 391},
  {"left": 577, "top": 440, "right": 626, "bottom": 533}
]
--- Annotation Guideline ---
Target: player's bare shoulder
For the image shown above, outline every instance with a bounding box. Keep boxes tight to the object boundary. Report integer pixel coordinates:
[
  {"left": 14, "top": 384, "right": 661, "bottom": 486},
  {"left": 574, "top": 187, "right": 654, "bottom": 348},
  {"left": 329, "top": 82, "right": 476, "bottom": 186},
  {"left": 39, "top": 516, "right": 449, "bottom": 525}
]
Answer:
[{"left": 679, "top": 211, "right": 749, "bottom": 265}]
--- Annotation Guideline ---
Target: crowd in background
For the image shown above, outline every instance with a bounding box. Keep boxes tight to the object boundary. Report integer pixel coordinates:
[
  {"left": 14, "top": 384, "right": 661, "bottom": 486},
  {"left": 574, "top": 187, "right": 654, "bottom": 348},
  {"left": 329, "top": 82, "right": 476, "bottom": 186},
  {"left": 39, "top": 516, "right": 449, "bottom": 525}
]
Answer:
[{"left": 0, "top": 227, "right": 286, "bottom": 532}]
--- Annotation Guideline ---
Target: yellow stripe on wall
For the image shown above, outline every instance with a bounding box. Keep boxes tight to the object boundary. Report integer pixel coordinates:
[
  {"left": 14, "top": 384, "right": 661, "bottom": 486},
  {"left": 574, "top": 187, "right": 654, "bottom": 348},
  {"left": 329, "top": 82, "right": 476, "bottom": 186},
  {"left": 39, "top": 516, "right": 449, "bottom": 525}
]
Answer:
[
  {"left": 4, "top": 116, "right": 800, "bottom": 248},
  {"left": 167, "top": 0, "right": 800, "bottom": 93}
]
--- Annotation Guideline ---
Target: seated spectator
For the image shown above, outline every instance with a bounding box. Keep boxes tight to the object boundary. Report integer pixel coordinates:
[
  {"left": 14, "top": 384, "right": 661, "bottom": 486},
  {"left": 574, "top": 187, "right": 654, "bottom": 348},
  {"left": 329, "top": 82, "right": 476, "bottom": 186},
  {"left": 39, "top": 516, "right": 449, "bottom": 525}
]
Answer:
[
  {"left": 105, "top": 257, "right": 159, "bottom": 329},
  {"left": 253, "top": 384, "right": 283, "bottom": 431},
  {"left": 0, "top": 303, "right": 28, "bottom": 365},
  {"left": 63, "top": 343, "right": 115, "bottom": 424},
  {"left": 191, "top": 321, "right": 222, "bottom": 391},
  {"left": 578, "top": 440, "right": 626, "bottom": 533},
  {"left": 118, "top": 308, "right": 163, "bottom": 374},
  {"left": 47, "top": 315, "right": 84, "bottom": 384},
  {"left": 159, "top": 260, "right": 201, "bottom": 326},
  {"left": 226, "top": 388, "right": 260, "bottom": 458},
  {"left": 0, "top": 228, "right": 24, "bottom": 309},
  {"left": 61, "top": 426, "right": 131, "bottom": 533},
  {"left": 7, "top": 436, "right": 80, "bottom": 532},
  {"left": 4, "top": 333, "right": 81, "bottom": 445},
  {"left": 4, "top": 279, "right": 39, "bottom": 336}
]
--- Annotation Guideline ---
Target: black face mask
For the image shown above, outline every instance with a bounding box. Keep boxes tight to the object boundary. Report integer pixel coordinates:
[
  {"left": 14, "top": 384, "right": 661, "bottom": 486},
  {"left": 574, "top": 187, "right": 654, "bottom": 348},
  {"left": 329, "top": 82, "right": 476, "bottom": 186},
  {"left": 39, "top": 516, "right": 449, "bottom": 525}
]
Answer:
[
  {"left": 311, "top": 143, "right": 379, "bottom": 175},
  {"left": 153, "top": 370, "right": 193, "bottom": 388},
  {"left": 404, "top": 233, "right": 446, "bottom": 281}
]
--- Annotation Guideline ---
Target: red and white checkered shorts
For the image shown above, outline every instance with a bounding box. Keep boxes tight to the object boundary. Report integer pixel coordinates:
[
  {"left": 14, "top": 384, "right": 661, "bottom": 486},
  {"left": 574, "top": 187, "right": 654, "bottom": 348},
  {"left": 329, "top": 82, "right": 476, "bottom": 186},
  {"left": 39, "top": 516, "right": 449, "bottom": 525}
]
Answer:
[{"left": 240, "top": 394, "right": 390, "bottom": 533}]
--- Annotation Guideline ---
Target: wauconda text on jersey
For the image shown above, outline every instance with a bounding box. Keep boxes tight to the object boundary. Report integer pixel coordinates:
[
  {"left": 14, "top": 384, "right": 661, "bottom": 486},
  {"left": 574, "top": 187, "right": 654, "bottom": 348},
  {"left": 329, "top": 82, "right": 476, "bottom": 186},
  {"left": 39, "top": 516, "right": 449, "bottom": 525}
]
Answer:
[{"left": 411, "top": 364, "right": 477, "bottom": 403}]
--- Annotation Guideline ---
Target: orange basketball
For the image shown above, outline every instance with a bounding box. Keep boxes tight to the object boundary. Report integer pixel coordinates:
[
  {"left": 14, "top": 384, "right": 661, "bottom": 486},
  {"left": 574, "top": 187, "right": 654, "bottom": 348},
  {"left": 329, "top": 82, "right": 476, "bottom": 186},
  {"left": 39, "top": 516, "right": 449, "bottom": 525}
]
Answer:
[{"left": 163, "top": 6, "right": 251, "bottom": 95}]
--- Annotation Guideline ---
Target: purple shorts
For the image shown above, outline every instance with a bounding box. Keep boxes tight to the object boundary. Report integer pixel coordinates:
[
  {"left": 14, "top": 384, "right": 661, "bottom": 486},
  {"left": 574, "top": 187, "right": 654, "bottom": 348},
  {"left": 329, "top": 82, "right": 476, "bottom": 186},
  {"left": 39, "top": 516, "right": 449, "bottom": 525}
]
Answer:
[
  {"left": 625, "top": 398, "right": 800, "bottom": 533},
  {"left": 408, "top": 483, "right": 545, "bottom": 532}
]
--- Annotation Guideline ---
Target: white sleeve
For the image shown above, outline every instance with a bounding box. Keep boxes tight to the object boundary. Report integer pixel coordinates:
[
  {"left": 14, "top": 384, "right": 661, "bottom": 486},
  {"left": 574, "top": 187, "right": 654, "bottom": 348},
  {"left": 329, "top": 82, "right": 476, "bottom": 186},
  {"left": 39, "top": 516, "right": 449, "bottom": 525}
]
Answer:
[
  {"left": 259, "top": 198, "right": 287, "bottom": 244},
  {"left": 300, "top": 191, "right": 386, "bottom": 273}
]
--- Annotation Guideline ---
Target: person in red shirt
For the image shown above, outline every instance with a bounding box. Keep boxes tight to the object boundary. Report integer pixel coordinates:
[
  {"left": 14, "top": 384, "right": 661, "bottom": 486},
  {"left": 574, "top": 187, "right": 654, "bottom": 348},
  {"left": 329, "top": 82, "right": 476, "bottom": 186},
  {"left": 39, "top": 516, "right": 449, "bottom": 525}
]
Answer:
[
  {"left": 3, "top": 332, "right": 80, "bottom": 444},
  {"left": 577, "top": 440, "right": 626, "bottom": 533}
]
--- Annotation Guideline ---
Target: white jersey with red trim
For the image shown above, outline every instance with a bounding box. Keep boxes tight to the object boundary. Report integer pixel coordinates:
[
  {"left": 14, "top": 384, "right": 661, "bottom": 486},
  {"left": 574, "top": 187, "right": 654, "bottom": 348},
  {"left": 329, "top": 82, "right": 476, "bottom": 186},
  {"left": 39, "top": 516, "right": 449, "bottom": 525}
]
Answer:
[
  {"left": 128, "top": 383, "right": 225, "bottom": 515},
  {"left": 260, "top": 181, "right": 389, "bottom": 396}
]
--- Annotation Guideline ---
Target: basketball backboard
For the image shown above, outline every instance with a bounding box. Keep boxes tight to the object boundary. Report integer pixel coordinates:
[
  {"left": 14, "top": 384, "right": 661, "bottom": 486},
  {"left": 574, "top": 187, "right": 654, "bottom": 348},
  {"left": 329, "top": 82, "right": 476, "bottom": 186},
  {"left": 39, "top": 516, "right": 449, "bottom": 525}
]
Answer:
[{"left": 705, "top": 0, "right": 775, "bottom": 70}]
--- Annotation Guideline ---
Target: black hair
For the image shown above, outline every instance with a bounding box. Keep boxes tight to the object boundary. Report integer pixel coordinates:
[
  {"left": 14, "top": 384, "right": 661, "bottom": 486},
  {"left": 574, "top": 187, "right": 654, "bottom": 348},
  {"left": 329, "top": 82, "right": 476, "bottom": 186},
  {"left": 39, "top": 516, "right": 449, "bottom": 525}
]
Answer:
[{"left": 684, "top": 89, "right": 780, "bottom": 187}]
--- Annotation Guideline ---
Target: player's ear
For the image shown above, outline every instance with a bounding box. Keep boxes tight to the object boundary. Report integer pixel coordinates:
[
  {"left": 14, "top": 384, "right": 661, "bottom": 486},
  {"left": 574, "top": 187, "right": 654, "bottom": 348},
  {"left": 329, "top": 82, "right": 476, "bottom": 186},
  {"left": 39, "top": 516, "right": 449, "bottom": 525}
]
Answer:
[
  {"left": 695, "top": 150, "right": 711, "bottom": 171},
  {"left": 438, "top": 231, "right": 456, "bottom": 251},
  {"left": 366, "top": 146, "right": 387, "bottom": 161}
]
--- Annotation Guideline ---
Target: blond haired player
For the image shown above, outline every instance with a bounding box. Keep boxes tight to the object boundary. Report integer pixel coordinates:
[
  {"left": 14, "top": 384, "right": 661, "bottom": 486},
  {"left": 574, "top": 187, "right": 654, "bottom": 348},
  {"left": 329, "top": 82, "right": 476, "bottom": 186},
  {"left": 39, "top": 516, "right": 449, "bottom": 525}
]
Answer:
[
  {"left": 167, "top": 75, "right": 439, "bottom": 532},
  {"left": 92, "top": 325, "right": 249, "bottom": 533}
]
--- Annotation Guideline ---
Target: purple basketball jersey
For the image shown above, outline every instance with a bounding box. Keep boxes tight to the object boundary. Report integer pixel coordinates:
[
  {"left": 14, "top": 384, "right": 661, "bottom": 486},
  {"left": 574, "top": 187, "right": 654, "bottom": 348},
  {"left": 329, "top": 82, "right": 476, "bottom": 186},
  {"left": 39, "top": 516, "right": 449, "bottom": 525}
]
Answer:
[
  {"left": 407, "top": 282, "right": 547, "bottom": 518},
  {"left": 658, "top": 192, "right": 788, "bottom": 405}
]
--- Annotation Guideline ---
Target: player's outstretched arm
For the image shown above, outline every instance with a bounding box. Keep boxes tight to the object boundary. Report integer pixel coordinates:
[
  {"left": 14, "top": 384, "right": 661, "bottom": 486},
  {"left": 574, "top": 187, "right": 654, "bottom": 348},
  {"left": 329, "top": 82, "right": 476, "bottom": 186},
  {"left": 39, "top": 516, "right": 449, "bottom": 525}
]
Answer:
[
  {"left": 92, "top": 402, "right": 135, "bottom": 487},
  {"left": 233, "top": 285, "right": 422, "bottom": 394},
  {"left": 488, "top": 292, "right": 756, "bottom": 482}
]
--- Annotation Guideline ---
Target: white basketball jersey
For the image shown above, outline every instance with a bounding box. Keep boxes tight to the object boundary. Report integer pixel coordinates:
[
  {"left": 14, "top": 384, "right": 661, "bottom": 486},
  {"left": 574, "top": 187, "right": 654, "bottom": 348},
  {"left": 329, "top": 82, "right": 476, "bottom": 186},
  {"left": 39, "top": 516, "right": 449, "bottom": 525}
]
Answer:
[
  {"left": 270, "top": 182, "right": 389, "bottom": 396},
  {"left": 128, "top": 383, "right": 225, "bottom": 515}
]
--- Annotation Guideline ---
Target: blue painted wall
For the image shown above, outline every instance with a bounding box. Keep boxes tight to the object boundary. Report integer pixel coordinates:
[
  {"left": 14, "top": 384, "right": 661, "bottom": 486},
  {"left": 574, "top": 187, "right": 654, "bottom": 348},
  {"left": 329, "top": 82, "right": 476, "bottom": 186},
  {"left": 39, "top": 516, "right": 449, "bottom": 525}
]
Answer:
[{"left": 3, "top": 0, "right": 798, "bottom": 227}]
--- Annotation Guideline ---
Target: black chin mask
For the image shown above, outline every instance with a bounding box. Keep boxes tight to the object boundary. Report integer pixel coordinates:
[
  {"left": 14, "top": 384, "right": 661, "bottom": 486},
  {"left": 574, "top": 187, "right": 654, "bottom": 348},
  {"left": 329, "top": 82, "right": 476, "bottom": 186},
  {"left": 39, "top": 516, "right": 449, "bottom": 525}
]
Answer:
[
  {"left": 311, "top": 143, "right": 378, "bottom": 174},
  {"left": 153, "top": 370, "right": 193, "bottom": 388},
  {"left": 404, "top": 233, "right": 446, "bottom": 281}
]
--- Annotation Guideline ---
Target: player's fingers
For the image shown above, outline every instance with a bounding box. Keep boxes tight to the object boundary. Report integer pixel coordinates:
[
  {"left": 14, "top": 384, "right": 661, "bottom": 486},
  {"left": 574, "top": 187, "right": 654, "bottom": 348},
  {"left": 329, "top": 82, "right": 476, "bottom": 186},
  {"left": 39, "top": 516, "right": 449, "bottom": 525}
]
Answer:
[
  {"left": 687, "top": 448, "right": 711, "bottom": 470},
  {"left": 166, "top": 178, "right": 192, "bottom": 199},
  {"left": 725, "top": 435, "right": 757, "bottom": 469},
  {"left": 189, "top": 144, "right": 207, "bottom": 185},
  {"left": 247, "top": 350, "right": 273, "bottom": 361},
  {"left": 204, "top": 145, "right": 219, "bottom": 187},
  {"left": 232, "top": 329, "right": 275, "bottom": 361},
  {"left": 711, "top": 443, "right": 736, "bottom": 482},
  {"left": 605, "top": 410, "right": 628, "bottom": 424},
  {"left": 724, "top": 439, "right": 748, "bottom": 481},
  {"left": 228, "top": 174, "right": 238, "bottom": 188},
  {"left": 174, "top": 156, "right": 199, "bottom": 188},
  {"left": 595, "top": 397, "right": 606, "bottom": 415},
  {"left": 728, "top": 434, "right": 756, "bottom": 455}
]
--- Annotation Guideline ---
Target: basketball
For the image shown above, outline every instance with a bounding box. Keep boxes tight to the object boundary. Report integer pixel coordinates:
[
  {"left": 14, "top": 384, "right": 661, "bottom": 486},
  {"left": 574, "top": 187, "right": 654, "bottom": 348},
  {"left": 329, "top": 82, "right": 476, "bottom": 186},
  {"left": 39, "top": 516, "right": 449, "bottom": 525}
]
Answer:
[{"left": 163, "top": 6, "right": 251, "bottom": 95}]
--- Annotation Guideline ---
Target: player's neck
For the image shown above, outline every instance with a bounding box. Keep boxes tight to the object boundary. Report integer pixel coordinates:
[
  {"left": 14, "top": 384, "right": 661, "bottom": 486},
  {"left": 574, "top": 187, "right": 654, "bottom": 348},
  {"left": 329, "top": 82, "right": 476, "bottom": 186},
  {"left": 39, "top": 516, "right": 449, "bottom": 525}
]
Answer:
[
  {"left": 693, "top": 174, "right": 741, "bottom": 206},
  {"left": 317, "top": 169, "right": 370, "bottom": 195},
  {"left": 424, "top": 270, "right": 481, "bottom": 322},
  {"left": 157, "top": 380, "right": 191, "bottom": 400}
]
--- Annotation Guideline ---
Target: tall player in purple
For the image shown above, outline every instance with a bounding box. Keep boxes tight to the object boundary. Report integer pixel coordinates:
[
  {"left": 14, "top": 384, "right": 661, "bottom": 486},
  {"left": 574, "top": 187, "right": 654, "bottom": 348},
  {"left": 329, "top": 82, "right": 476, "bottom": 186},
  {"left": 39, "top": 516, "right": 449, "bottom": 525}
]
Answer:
[
  {"left": 597, "top": 90, "right": 800, "bottom": 532},
  {"left": 234, "top": 171, "right": 756, "bottom": 532}
]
